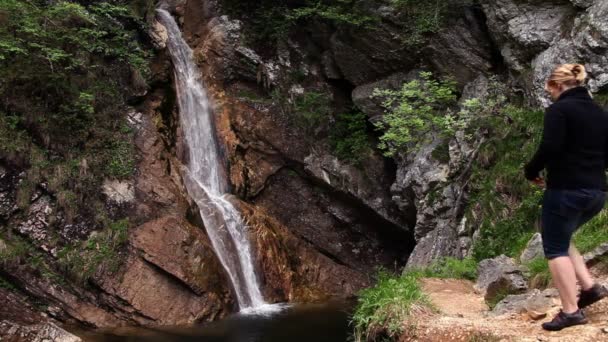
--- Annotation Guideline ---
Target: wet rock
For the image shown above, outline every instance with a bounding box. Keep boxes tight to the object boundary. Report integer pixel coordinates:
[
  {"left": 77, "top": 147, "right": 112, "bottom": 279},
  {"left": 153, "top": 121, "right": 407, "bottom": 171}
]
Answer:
[
  {"left": 475, "top": 255, "right": 528, "bottom": 302},
  {"left": 131, "top": 216, "right": 228, "bottom": 295},
  {"left": 0, "top": 321, "right": 81, "bottom": 342},
  {"left": 520, "top": 233, "right": 544, "bottom": 263},
  {"left": 238, "top": 201, "right": 368, "bottom": 302},
  {"left": 196, "top": 15, "right": 261, "bottom": 84},
  {"left": 491, "top": 288, "right": 559, "bottom": 316},
  {"left": 150, "top": 20, "right": 168, "bottom": 50},
  {"left": 98, "top": 254, "right": 229, "bottom": 325},
  {"left": 252, "top": 168, "right": 411, "bottom": 273}
]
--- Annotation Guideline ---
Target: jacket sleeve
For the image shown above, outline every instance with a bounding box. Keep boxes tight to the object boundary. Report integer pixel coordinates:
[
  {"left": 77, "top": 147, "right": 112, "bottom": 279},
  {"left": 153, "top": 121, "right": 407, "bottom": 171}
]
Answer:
[
  {"left": 524, "top": 106, "right": 566, "bottom": 180},
  {"left": 605, "top": 123, "right": 608, "bottom": 170}
]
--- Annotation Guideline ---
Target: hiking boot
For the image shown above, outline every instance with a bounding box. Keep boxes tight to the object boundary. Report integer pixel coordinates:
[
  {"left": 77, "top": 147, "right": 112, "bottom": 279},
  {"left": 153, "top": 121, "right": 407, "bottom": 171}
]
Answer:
[
  {"left": 578, "top": 284, "right": 608, "bottom": 309},
  {"left": 542, "top": 310, "right": 588, "bottom": 331}
]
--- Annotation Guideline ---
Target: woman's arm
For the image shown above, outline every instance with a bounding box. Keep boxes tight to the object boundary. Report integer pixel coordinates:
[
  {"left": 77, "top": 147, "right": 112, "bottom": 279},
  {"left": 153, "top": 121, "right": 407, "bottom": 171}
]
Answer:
[{"left": 524, "top": 106, "right": 567, "bottom": 180}]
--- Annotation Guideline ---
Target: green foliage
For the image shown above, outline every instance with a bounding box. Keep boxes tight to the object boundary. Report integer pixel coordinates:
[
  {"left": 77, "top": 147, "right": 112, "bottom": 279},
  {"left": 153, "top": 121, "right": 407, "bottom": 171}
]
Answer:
[
  {"left": 288, "top": 1, "right": 375, "bottom": 26},
  {"left": 220, "top": 0, "right": 375, "bottom": 45},
  {"left": 594, "top": 88, "right": 608, "bottom": 107},
  {"left": 0, "top": 0, "right": 148, "bottom": 149},
  {"left": 0, "top": 276, "right": 16, "bottom": 291},
  {"left": 352, "top": 270, "right": 432, "bottom": 341},
  {"left": 58, "top": 219, "right": 130, "bottom": 283},
  {"left": 389, "top": 0, "right": 464, "bottom": 46},
  {"left": 0, "top": 237, "right": 30, "bottom": 264},
  {"left": 469, "top": 105, "right": 545, "bottom": 260},
  {"left": 573, "top": 209, "right": 608, "bottom": 253},
  {"left": 293, "top": 91, "right": 332, "bottom": 133},
  {"left": 104, "top": 136, "right": 136, "bottom": 179},
  {"left": 0, "top": 235, "right": 65, "bottom": 285},
  {"left": 525, "top": 257, "right": 551, "bottom": 289},
  {"left": 373, "top": 72, "right": 458, "bottom": 156},
  {"left": 418, "top": 257, "right": 478, "bottom": 281},
  {"left": 0, "top": 0, "right": 142, "bottom": 237},
  {"left": 329, "top": 110, "right": 372, "bottom": 164}
]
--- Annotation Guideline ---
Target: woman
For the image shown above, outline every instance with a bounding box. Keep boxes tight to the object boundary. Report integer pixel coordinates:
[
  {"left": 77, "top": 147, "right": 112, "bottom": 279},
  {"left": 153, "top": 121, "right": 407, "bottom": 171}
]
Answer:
[{"left": 525, "top": 63, "right": 608, "bottom": 331}]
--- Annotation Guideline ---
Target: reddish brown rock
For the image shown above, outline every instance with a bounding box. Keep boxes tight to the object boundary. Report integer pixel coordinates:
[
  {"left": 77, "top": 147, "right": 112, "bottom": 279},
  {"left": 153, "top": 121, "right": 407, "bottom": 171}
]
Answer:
[
  {"left": 98, "top": 254, "right": 228, "bottom": 326},
  {"left": 236, "top": 201, "right": 368, "bottom": 303},
  {"left": 131, "top": 215, "right": 230, "bottom": 296}
]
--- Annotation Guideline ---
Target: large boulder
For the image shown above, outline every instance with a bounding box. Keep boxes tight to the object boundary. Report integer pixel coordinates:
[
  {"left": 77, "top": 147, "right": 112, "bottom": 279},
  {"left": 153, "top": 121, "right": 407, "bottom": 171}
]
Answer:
[
  {"left": 475, "top": 255, "right": 529, "bottom": 302},
  {"left": 491, "top": 288, "right": 559, "bottom": 317},
  {"left": 584, "top": 242, "right": 608, "bottom": 266},
  {"left": 520, "top": 233, "right": 544, "bottom": 263}
]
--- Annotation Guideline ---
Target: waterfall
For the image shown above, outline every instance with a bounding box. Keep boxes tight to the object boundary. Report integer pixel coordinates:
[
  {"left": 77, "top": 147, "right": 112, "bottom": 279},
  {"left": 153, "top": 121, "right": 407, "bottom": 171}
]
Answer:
[{"left": 156, "top": 9, "right": 266, "bottom": 310}]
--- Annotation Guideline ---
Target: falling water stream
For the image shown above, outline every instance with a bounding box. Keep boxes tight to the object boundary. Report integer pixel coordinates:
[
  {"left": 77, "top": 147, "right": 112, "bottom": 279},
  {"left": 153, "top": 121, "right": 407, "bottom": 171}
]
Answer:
[{"left": 156, "top": 9, "right": 266, "bottom": 311}]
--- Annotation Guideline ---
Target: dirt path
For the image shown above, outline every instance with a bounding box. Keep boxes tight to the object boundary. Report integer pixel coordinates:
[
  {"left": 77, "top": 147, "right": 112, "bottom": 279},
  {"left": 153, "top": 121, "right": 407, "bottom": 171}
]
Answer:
[{"left": 402, "top": 277, "right": 608, "bottom": 342}]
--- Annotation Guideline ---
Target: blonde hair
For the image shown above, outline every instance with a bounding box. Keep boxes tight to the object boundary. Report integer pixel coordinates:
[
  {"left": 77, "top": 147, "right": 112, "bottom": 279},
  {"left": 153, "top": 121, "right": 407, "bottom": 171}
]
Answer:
[{"left": 547, "top": 63, "right": 587, "bottom": 88}]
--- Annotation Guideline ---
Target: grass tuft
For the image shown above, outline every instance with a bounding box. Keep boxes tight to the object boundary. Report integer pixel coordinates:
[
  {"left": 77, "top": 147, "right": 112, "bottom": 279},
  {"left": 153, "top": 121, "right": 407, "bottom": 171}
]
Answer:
[
  {"left": 352, "top": 270, "right": 432, "bottom": 341},
  {"left": 418, "top": 257, "right": 478, "bottom": 281},
  {"left": 573, "top": 210, "right": 608, "bottom": 254}
]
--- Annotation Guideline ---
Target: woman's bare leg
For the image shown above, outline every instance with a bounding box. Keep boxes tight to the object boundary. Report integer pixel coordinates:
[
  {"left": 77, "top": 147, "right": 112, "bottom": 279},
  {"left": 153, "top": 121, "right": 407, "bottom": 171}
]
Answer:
[
  {"left": 548, "top": 256, "right": 579, "bottom": 313},
  {"left": 569, "top": 244, "right": 594, "bottom": 291}
]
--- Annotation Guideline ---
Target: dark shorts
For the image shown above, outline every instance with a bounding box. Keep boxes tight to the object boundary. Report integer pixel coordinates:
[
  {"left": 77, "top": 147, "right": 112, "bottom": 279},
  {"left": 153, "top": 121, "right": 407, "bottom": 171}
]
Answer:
[{"left": 541, "top": 189, "right": 606, "bottom": 259}]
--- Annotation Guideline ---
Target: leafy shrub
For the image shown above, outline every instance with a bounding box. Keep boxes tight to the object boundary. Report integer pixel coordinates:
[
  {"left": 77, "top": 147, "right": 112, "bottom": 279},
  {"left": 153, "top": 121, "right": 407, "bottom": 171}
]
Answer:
[
  {"left": 293, "top": 91, "right": 332, "bottom": 133},
  {"left": 372, "top": 71, "right": 458, "bottom": 156},
  {"left": 329, "top": 110, "right": 372, "bottom": 164}
]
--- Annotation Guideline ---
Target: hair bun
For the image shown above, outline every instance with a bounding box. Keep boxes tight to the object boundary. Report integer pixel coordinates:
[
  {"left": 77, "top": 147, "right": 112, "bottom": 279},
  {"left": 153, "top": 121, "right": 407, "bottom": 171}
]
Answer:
[{"left": 570, "top": 64, "right": 587, "bottom": 83}]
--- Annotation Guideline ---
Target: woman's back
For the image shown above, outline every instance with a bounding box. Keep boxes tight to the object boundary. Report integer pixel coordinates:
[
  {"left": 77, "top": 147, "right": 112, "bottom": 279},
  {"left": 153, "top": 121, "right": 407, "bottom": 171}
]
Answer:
[
  {"left": 546, "top": 86, "right": 608, "bottom": 190},
  {"left": 525, "top": 86, "right": 608, "bottom": 190}
]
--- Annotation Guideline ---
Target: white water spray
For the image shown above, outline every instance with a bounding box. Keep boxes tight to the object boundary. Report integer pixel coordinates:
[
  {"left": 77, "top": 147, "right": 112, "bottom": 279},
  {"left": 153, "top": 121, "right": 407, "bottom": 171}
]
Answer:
[{"left": 157, "top": 9, "right": 266, "bottom": 310}]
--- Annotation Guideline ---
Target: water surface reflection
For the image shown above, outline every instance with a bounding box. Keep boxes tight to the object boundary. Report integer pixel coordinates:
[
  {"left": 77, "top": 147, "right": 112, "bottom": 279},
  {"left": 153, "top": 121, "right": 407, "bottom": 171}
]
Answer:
[{"left": 74, "top": 302, "right": 351, "bottom": 342}]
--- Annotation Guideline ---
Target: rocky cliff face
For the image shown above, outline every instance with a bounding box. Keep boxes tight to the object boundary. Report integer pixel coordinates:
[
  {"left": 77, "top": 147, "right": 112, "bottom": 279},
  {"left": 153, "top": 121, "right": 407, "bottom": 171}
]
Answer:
[{"left": 2, "top": 0, "right": 608, "bottom": 338}]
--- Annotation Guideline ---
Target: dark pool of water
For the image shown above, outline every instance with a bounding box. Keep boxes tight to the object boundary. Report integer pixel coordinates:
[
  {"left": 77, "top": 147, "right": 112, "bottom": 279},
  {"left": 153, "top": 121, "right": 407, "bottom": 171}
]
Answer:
[{"left": 72, "top": 302, "right": 352, "bottom": 342}]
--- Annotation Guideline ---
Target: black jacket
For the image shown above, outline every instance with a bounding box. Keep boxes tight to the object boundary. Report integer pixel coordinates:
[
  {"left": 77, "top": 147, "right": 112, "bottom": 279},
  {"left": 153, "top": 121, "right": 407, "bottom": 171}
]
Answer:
[{"left": 525, "top": 86, "right": 608, "bottom": 190}]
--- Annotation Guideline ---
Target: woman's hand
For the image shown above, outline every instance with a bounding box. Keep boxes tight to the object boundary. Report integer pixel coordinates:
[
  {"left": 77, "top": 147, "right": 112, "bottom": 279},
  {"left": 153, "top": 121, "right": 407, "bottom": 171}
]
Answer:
[{"left": 531, "top": 177, "right": 545, "bottom": 188}]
